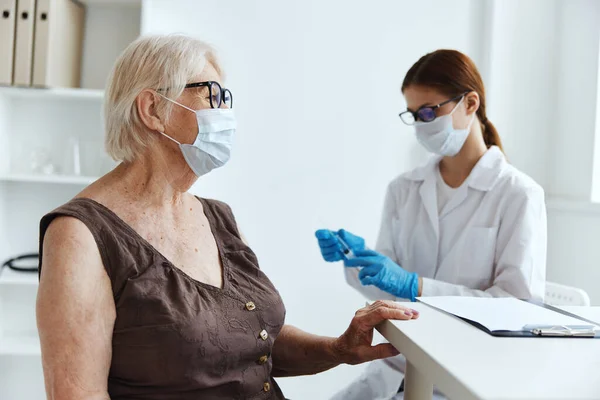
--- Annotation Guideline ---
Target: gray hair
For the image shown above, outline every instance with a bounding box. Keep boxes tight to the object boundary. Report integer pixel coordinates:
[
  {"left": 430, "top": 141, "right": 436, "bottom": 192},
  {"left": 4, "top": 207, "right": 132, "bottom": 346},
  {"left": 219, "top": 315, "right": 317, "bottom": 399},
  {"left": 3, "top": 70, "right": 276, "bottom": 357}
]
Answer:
[{"left": 104, "top": 34, "right": 222, "bottom": 162}]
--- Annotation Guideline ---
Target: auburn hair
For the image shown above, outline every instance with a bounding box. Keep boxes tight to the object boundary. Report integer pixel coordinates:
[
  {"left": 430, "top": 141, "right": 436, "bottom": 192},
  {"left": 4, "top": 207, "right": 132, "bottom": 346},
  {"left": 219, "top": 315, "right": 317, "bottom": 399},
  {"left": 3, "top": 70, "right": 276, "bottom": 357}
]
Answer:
[{"left": 402, "top": 49, "right": 503, "bottom": 152}]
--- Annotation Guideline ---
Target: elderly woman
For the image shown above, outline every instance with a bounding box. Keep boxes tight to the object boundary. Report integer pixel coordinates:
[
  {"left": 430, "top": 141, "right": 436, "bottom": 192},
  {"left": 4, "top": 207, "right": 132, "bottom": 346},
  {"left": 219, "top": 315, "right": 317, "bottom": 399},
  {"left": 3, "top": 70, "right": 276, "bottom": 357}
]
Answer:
[{"left": 35, "top": 34, "right": 417, "bottom": 399}]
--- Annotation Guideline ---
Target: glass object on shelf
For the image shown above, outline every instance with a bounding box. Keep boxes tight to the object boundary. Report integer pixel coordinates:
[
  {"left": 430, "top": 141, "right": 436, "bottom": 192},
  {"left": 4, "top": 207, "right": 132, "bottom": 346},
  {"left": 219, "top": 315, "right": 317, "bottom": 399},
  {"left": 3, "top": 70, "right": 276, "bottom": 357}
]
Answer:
[
  {"left": 29, "top": 147, "right": 58, "bottom": 175},
  {"left": 9, "top": 141, "right": 59, "bottom": 176},
  {"left": 63, "top": 137, "right": 82, "bottom": 176}
]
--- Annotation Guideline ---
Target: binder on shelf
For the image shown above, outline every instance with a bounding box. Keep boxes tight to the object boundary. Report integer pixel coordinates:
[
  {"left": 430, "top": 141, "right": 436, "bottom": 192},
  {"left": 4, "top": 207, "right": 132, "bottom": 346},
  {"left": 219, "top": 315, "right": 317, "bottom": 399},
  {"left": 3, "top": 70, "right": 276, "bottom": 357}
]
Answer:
[
  {"left": 13, "top": 0, "right": 36, "bottom": 86},
  {"left": 32, "top": 0, "right": 85, "bottom": 88},
  {"left": 0, "top": 0, "right": 17, "bottom": 85}
]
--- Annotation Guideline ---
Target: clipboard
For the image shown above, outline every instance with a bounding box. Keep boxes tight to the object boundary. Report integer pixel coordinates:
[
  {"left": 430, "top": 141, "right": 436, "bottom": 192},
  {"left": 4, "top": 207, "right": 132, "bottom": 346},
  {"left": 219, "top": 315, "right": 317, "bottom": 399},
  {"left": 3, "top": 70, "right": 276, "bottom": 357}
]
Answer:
[{"left": 418, "top": 297, "right": 600, "bottom": 339}]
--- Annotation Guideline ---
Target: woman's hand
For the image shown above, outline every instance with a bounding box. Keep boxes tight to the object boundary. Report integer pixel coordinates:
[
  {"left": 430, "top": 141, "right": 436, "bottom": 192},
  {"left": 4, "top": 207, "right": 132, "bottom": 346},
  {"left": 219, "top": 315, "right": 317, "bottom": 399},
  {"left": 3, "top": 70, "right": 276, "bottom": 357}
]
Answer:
[
  {"left": 315, "top": 229, "right": 366, "bottom": 262},
  {"left": 331, "top": 300, "right": 418, "bottom": 365},
  {"left": 271, "top": 301, "right": 418, "bottom": 377},
  {"left": 346, "top": 249, "right": 420, "bottom": 301}
]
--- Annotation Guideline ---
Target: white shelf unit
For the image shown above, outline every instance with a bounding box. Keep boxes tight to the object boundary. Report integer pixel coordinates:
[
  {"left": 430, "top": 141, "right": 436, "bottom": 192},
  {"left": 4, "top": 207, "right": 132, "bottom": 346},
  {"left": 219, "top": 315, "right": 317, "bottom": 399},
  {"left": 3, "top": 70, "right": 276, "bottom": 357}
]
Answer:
[
  {"left": 0, "top": 356, "right": 45, "bottom": 399},
  {"left": 0, "top": 336, "right": 41, "bottom": 356},
  {"left": 0, "top": 1, "right": 143, "bottom": 398},
  {"left": 0, "top": 275, "right": 39, "bottom": 360},
  {"left": 0, "top": 173, "right": 98, "bottom": 185},
  {"left": 0, "top": 268, "right": 39, "bottom": 286},
  {"left": 0, "top": 91, "right": 110, "bottom": 186},
  {"left": 0, "top": 86, "right": 104, "bottom": 100}
]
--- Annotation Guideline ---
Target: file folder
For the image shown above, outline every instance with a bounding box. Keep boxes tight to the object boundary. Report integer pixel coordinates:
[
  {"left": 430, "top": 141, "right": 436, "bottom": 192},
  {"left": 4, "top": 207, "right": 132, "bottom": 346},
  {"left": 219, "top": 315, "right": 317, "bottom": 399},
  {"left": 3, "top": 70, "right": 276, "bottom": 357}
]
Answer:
[
  {"left": 0, "top": 0, "right": 17, "bottom": 85},
  {"left": 13, "top": 0, "right": 36, "bottom": 86},
  {"left": 32, "top": 0, "right": 84, "bottom": 88}
]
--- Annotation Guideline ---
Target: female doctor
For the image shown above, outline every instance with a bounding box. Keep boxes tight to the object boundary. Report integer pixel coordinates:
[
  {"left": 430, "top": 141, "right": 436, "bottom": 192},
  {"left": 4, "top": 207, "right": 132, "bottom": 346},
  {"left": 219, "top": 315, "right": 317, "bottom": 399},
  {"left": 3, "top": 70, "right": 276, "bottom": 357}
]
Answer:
[{"left": 316, "top": 50, "right": 547, "bottom": 399}]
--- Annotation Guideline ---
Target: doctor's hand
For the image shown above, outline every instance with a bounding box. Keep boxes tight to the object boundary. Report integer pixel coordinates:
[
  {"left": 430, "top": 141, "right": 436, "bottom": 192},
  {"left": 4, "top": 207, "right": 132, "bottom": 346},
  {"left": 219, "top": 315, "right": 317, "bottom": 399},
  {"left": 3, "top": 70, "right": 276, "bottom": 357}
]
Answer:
[
  {"left": 315, "top": 229, "right": 365, "bottom": 262},
  {"left": 346, "top": 250, "right": 420, "bottom": 301},
  {"left": 331, "top": 300, "right": 418, "bottom": 365}
]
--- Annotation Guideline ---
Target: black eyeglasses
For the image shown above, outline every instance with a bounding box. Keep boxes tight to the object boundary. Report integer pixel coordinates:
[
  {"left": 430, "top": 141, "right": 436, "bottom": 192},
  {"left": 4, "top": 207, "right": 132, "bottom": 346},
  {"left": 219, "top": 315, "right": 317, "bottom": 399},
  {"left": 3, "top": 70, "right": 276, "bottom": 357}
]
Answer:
[
  {"left": 184, "top": 81, "right": 233, "bottom": 109},
  {"left": 399, "top": 92, "right": 467, "bottom": 125}
]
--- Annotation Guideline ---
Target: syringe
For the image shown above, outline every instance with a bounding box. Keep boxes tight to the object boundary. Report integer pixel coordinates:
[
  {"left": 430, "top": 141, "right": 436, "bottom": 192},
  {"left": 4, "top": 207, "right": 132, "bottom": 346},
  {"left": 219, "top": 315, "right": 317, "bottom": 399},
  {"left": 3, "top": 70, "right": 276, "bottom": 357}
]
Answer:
[{"left": 335, "top": 232, "right": 355, "bottom": 259}]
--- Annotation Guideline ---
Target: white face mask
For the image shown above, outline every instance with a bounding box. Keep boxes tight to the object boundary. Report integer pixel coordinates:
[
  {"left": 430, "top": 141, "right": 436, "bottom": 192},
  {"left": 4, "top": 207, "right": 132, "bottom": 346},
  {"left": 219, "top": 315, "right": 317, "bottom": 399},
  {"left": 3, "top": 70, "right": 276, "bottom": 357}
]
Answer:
[
  {"left": 157, "top": 93, "right": 236, "bottom": 177},
  {"left": 414, "top": 97, "right": 475, "bottom": 157}
]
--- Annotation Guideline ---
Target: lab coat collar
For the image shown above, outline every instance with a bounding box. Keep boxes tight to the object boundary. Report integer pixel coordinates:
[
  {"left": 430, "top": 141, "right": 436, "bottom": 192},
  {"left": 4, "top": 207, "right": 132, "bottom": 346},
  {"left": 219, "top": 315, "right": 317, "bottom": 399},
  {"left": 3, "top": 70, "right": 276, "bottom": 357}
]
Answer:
[{"left": 404, "top": 146, "right": 505, "bottom": 192}]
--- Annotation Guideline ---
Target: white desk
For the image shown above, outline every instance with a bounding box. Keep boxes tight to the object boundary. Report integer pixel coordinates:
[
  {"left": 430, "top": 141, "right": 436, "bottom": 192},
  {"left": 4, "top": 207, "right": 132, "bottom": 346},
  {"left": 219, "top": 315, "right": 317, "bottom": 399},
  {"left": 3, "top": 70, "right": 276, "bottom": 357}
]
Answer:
[{"left": 377, "top": 303, "right": 600, "bottom": 400}]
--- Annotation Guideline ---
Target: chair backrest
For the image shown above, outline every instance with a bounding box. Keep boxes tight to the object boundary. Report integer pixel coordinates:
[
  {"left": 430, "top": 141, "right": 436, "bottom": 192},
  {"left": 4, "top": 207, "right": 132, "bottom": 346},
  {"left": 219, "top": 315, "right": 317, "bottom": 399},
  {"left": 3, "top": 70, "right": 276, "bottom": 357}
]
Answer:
[{"left": 545, "top": 281, "right": 591, "bottom": 306}]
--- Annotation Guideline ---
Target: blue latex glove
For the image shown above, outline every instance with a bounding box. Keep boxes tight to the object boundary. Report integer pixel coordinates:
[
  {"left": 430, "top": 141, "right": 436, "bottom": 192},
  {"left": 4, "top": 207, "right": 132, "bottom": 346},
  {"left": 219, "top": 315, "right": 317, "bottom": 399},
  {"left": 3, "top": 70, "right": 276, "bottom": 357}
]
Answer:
[
  {"left": 345, "top": 249, "right": 419, "bottom": 301},
  {"left": 315, "top": 229, "right": 365, "bottom": 262}
]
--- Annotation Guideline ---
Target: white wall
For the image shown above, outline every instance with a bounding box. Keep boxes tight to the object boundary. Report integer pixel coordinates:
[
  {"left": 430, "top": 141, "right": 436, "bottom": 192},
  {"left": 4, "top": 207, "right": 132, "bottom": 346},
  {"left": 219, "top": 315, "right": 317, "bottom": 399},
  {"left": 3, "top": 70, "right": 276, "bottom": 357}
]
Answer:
[
  {"left": 80, "top": 3, "right": 141, "bottom": 89},
  {"left": 546, "top": 0, "right": 600, "bottom": 305},
  {"left": 143, "top": 1, "right": 478, "bottom": 398},
  {"left": 485, "top": 0, "right": 600, "bottom": 304},
  {"left": 546, "top": 200, "right": 600, "bottom": 303},
  {"left": 551, "top": 0, "right": 600, "bottom": 200},
  {"left": 485, "top": 0, "right": 559, "bottom": 189}
]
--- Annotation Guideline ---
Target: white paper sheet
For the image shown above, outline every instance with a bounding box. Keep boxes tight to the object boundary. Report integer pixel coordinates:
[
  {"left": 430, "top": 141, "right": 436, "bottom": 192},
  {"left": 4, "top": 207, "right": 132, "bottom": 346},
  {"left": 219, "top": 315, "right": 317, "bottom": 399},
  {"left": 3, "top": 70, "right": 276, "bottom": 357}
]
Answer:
[{"left": 417, "top": 296, "right": 598, "bottom": 332}]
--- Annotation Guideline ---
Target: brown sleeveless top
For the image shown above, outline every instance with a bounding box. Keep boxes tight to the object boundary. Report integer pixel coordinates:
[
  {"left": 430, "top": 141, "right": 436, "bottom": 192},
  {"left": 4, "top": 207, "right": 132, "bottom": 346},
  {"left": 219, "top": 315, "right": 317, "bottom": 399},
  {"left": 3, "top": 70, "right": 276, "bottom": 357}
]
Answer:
[{"left": 39, "top": 197, "right": 287, "bottom": 400}]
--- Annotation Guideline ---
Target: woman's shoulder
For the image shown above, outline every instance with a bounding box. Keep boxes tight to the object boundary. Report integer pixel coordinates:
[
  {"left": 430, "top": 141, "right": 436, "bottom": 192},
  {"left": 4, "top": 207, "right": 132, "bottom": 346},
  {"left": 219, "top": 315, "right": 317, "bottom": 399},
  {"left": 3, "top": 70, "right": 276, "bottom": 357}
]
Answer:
[
  {"left": 41, "top": 197, "right": 118, "bottom": 234},
  {"left": 40, "top": 198, "right": 114, "bottom": 265},
  {"left": 195, "top": 196, "right": 243, "bottom": 237},
  {"left": 198, "top": 196, "right": 231, "bottom": 211},
  {"left": 496, "top": 162, "right": 544, "bottom": 198},
  {"left": 40, "top": 210, "right": 108, "bottom": 294},
  {"left": 386, "top": 157, "right": 437, "bottom": 195},
  {"left": 42, "top": 213, "right": 101, "bottom": 263},
  {"left": 43, "top": 211, "right": 95, "bottom": 241},
  {"left": 195, "top": 196, "right": 235, "bottom": 220}
]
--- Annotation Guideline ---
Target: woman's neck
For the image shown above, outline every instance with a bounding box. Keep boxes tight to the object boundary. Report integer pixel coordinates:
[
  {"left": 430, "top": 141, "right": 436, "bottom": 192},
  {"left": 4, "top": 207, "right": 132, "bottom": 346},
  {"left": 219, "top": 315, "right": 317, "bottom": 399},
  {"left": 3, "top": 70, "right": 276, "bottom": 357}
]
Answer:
[
  {"left": 107, "top": 146, "right": 198, "bottom": 207},
  {"left": 438, "top": 122, "right": 488, "bottom": 188}
]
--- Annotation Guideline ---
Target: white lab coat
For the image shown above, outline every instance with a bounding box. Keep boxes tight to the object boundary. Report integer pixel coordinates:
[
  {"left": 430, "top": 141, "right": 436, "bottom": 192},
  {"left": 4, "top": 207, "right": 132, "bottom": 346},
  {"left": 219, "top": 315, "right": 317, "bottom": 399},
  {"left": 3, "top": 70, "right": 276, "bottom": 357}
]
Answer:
[{"left": 331, "top": 146, "right": 547, "bottom": 400}]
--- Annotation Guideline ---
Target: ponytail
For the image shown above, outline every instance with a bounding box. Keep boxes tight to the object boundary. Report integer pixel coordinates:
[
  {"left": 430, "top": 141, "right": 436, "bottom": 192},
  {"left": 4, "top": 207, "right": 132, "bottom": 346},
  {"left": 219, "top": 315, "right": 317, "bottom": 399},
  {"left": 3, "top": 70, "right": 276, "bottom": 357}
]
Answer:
[{"left": 479, "top": 115, "right": 504, "bottom": 153}]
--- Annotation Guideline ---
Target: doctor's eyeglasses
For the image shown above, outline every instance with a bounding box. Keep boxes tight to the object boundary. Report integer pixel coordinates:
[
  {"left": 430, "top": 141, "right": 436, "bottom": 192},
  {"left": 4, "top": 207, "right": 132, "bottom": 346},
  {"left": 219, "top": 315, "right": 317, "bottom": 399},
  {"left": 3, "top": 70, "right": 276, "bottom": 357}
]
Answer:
[
  {"left": 399, "top": 92, "right": 467, "bottom": 125},
  {"left": 184, "top": 81, "right": 233, "bottom": 109}
]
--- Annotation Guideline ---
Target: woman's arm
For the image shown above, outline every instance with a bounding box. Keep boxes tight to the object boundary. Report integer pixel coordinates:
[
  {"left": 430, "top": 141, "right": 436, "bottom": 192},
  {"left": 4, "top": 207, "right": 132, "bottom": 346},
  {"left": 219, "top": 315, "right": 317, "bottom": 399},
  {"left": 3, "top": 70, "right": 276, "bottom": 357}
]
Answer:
[
  {"left": 271, "top": 300, "right": 417, "bottom": 377},
  {"left": 36, "top": 216, "right": 116, "bottom": 400},
  {"left": 270, "top": 325, "right": 339, "bottom": 377},
  {"left": 343, "top": 183, "right": 401, "bottom": 301}
]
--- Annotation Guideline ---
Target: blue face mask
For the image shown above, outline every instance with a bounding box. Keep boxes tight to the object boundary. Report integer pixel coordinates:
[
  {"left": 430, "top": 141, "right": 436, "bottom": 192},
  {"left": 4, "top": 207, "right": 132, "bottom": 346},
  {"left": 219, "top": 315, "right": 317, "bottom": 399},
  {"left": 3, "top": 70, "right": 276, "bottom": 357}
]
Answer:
[
  {"left": 414, "top": 97, "right": 475, "bottom": 157},
  {"left": 157, "top": 94, "right": 237, "bottom": 177}
]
